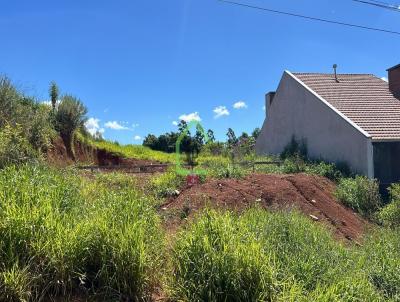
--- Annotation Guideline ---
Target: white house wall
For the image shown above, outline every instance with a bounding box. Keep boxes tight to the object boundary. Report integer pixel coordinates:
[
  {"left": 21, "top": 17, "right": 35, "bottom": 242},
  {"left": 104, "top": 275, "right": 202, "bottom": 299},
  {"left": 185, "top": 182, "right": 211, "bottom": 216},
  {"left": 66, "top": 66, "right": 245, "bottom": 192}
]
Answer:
[{"left": 255, "top": 71, "right": 371, "bottom": 176}]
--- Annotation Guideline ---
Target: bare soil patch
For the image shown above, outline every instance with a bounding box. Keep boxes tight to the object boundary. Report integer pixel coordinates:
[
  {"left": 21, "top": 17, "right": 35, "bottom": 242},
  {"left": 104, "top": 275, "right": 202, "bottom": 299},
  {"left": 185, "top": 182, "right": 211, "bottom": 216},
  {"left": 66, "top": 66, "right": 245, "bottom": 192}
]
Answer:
[
  {"left": 162, "top": 173, "right": 370, "bottom": 241},
  {"left": 47, "top": 137, "right": 169, "bottom": 172}
]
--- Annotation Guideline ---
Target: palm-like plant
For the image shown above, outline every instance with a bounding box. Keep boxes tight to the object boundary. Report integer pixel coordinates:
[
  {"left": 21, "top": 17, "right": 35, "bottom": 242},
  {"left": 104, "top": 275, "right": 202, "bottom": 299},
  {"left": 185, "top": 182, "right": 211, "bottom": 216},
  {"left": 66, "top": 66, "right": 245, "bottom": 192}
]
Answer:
[
  {"left": 55, "top": 95, "right": 87, "bottom": 159},
  {"left": 49, "top": 81, "right": 59, "bottom": 111}
]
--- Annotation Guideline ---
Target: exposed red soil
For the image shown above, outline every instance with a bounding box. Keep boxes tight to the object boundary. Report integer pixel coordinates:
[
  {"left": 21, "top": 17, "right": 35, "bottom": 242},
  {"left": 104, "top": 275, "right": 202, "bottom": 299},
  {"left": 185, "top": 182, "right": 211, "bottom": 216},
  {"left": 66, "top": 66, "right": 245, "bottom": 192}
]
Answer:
[
  {"left": 162, "top": 173, "right": 370, "bottom": 241},
  {"left": 46, "top": 137, "right": 168, "bottom": 172}
]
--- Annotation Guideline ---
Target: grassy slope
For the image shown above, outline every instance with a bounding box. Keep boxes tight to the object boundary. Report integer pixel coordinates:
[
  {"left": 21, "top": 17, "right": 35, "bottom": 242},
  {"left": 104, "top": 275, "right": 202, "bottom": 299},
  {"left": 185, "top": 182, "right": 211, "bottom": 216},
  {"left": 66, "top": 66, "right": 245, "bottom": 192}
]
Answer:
[{"left": 77, "top": 133, "right": 176, "bottom": 163}]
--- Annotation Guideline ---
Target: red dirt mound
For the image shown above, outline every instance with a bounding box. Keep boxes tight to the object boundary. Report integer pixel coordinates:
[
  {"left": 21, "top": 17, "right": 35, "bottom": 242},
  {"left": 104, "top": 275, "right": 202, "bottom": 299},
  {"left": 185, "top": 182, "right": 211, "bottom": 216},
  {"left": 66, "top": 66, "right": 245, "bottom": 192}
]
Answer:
[{"left": 162, "top": 173, "right": 369, "bottom": 241}]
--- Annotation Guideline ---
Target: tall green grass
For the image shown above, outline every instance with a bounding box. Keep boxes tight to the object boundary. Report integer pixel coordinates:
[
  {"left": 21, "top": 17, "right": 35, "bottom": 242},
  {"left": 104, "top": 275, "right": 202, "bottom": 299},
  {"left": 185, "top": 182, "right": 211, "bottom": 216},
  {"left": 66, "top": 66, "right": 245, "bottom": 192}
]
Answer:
[
  {"left": 0, "top": 164, "right": 164, "bottom": 300},
  {"left": 335, "top": 176, "right": 382, "bottom": 218},
  {"left": 83, "top": 136, "right": 176, "bottom": 163},
  {"left": 170, "top": 208, "right": 388, "bottom": 301}
]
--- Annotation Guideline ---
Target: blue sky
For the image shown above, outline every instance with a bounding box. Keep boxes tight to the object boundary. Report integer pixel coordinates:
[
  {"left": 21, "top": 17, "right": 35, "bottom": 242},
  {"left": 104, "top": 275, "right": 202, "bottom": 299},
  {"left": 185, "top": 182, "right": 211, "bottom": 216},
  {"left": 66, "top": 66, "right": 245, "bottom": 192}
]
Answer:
[{"left": 1, "top": 0, "right": 399, "bottom": 144}]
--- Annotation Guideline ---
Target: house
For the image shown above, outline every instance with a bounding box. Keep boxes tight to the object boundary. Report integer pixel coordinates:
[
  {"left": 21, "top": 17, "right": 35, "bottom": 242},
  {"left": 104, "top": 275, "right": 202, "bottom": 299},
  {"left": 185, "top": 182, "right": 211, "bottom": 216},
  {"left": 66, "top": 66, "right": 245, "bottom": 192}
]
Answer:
[{"left": 255, "top": 64, "right": 400, "bottom": 185}]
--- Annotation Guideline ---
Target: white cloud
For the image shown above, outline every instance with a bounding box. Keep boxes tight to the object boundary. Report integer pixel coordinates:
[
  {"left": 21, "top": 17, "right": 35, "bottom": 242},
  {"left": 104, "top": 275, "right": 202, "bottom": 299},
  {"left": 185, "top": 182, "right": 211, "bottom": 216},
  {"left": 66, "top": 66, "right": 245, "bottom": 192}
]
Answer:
[
  {"left": 172, "top": 121, "right": 179, "bottom": 126},
  {"left": 213, "top": 106, "right": 229, "bottom": 119},
  {"left": 85, "top": 118, "right": 105, "bottom": 136},
  {"left": 132, "top": 123, "right": 139, "bottom": 128},
  {"left": 233, "top": 101, "right": 248, "bottom": 109},
  {"left": 381, "top": 77, "right": 388, "bottom": 82},
  {"left": 178, "top": 112, "right": 201, "bottom": 122},
  {"left": 105, "top": 121, "right": 129, "bottom": 130},
  {"left": 262, "top": 105, "right": 266, "bottom": 111},
  {"left": 134, "top": 135, "right": 142, "bottom": 141}
]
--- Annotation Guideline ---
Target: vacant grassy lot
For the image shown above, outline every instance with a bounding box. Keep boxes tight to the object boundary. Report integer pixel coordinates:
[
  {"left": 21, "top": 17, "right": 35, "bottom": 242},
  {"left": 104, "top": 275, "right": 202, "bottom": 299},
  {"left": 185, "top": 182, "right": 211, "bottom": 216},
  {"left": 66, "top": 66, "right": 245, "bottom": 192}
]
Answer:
[{"left": 0, "top": 160, "right": 399, "bottom": 301}]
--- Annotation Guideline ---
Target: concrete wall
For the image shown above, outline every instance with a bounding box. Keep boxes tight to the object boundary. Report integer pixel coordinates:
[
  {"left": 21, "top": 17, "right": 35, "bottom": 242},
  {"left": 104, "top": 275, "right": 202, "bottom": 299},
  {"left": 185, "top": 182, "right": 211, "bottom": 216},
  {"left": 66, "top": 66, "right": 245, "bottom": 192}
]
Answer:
[{"left": 255, "top": 71, "right": 372, "bottom": 175}]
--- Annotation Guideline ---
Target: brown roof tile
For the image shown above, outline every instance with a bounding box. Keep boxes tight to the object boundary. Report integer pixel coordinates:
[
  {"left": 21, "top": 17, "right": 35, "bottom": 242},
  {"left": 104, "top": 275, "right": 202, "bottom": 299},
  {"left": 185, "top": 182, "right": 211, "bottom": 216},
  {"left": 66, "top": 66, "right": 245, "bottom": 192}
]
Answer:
[{"left": 291, "top": 72, "right": 400, "bottom": 140}]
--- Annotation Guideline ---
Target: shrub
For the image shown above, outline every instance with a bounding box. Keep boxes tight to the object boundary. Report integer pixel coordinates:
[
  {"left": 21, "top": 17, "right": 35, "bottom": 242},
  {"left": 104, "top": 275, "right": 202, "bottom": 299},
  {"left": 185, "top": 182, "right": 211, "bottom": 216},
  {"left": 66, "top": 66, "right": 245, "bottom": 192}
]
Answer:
[
  {"left": 0, "top": 124, "right": 38, "bottom": 168},
  {"left": 305, "top": 161, "right": 342, "bottom": 180},
  {"left": 201, "top": 141, "right": 227, "bottom": 156},
  {"left": 378, "top": 183, "right": 400, "bottom": 227},
  {"left": 281, "top": 156, "right": 307, "bottom": 174},
  {"left": 335, "top": 176, "right": 382, "bottom": 217},
  {"left": 280, "top": 136, "right": 307, "bottom": 160},
  {"left": 55, "top": 95, "right": 87, "bottom": 160},
  {"left": 0, "top": 77, "right": 55, "bottom": 160}
]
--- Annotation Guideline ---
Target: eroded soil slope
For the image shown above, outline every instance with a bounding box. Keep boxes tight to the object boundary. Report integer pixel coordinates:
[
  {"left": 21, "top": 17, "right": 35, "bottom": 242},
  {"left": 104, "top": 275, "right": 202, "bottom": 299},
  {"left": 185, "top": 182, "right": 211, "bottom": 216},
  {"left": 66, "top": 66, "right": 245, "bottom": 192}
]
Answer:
[
  {"left": 47, "top": 137, "right": 168, "bottom": 172},
  {"left": 163, "top": 173, "right": 369, "bottom": 241}
]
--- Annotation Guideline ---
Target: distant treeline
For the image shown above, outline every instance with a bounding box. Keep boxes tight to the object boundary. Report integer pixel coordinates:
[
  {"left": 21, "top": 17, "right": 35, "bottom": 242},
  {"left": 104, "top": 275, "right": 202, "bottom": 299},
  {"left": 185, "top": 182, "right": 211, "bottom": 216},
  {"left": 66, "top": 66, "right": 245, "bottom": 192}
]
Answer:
[{"left": 143, "top": 120, "right": 260, "bottom": 156}]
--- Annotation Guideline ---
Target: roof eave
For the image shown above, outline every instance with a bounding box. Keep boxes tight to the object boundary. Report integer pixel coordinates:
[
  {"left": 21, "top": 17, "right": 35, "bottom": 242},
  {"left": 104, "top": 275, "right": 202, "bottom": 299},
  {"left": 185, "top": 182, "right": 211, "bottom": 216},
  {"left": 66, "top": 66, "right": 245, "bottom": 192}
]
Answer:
[
  {"left": 371, "top": 138, "right": 400, "bottom": 142},
  {"left": 387, "top": 64, "right": 400, "bottom": 71}
]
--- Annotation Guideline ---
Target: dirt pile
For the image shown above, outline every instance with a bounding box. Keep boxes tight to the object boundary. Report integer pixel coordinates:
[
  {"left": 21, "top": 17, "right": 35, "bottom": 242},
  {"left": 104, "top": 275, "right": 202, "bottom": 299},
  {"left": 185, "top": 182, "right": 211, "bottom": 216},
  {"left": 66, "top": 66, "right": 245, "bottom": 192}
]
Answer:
[{"left": 163, "top": 173, "right": 369, "bottom": 241}]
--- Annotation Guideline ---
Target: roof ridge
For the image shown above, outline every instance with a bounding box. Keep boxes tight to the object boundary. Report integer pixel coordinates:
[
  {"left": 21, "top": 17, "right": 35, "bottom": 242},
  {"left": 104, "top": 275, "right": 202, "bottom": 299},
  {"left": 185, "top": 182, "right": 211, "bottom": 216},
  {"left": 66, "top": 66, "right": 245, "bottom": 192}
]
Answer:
[{"left": 291, "top": 72, "right": 375, "bottom": 76}]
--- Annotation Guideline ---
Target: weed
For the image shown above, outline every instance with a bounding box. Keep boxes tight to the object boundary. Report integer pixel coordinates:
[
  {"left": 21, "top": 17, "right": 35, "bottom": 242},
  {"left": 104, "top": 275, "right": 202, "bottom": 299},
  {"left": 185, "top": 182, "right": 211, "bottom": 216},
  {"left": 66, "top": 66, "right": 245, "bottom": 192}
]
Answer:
[{"left": 335, "top": 176, "right": 382, "bottom": 218}]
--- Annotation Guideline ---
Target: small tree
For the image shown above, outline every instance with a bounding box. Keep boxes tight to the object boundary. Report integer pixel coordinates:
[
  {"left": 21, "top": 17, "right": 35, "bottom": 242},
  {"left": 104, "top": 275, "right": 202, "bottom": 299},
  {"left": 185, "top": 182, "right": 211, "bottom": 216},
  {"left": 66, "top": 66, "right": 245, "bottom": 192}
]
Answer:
[
  {"left": 252, "top": 127, "right": 261, "bottom": 140},
  {"left": 49, "top": 81, "right": 59, "bottom": 111},
  {"left": 207, "top": 129, "right": 215, "bottom": 143},
  {"left": 55, "top": 95, "right": 87, "bottom": 160}
]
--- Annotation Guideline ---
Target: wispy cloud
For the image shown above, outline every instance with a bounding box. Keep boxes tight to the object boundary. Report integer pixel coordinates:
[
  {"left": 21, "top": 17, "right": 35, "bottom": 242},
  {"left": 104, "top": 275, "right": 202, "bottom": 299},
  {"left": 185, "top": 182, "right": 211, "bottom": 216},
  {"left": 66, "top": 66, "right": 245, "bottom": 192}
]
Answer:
[
  {"left": 104, "top": 121, "right": 130, "bottom": 130},
  {"left": 179, "top": 112, "right": 201, "bottom": 122},
  {"left": 213, "top": 106, "right": 229, "bottom": 119},
  {"left": 134, "top": 135, "right": 142, "bottom": 141},
  {"left": 381, "top": 77, "right": 388, "bottom": 82},
  {"left": 233, "top": 101, "right": 247, "bottom": 109},
  {"left": 85, "top": 118, "right": 105, "bottom": 136},
  {"left": 172, "top": 121, "right": 179, "bottom": 126}
]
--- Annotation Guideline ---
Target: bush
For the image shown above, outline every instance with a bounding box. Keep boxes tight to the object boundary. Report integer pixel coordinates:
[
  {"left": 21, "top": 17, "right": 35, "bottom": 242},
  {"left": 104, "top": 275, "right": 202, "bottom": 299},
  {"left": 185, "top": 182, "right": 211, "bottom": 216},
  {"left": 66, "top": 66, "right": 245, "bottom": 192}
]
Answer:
[
  {"left": 0, "top": 77, "right": 55, "bottom": 164},
  {"left": 335, "top": 176, "right": 382, "bottom": 217},
  {"left": 55, "top": 95, "right": 87, "bottom": 160},
  {"left": 280, "top": 136, "right": 307, "bottom": 160},
  {"left": 281, "top": 156, "right": 307, "bottom": 174},
  {"left": 379, "top": 183, "right": 400, "bottom": 227},
  {"left": 201, "top": 141, "right": 227, "bottom": 156},
  {"left": 305, "top": 161, "right": 342, "bottom": 180},
  {"left": 0, "top": 124, "right": 38, "bottom": 168}
]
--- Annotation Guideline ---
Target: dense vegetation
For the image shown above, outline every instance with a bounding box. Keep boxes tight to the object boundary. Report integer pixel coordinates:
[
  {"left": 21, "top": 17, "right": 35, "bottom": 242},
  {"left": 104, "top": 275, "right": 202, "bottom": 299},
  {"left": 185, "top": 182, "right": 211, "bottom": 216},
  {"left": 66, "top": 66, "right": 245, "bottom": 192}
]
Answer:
[
  {"left": 2, "top": 76, "right": 400, "bottom": 301},
  {"left": 0, "top": 165, "right": 164, "bottom": 301},
  {"left": 171, "top": 208, "right": 397, "bottom": 301},
  {"left": 1, "top": 165, "right": 400, "bottom": 301}
]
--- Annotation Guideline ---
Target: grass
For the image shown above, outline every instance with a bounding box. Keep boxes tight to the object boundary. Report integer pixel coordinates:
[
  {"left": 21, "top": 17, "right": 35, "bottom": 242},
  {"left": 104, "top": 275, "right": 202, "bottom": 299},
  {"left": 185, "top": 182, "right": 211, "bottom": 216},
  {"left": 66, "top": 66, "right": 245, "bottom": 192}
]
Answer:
[
  {"left": 335, "top": 176, "right": 382, "bottom": 218},
  {"left": 2, "top": 145, "right": 400, "bottom": 301},
  {"left": 78, "top": 133, "right": 176, "bottom": 163},
  {"left": 170, "top": 207, "right": 396, "bottom": 301},
  {"left": 1, "top": 162, "right": 400, "bottom": 301},
  {"left": 0, "top": 164, "right": 164, "bottom": 300}
]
